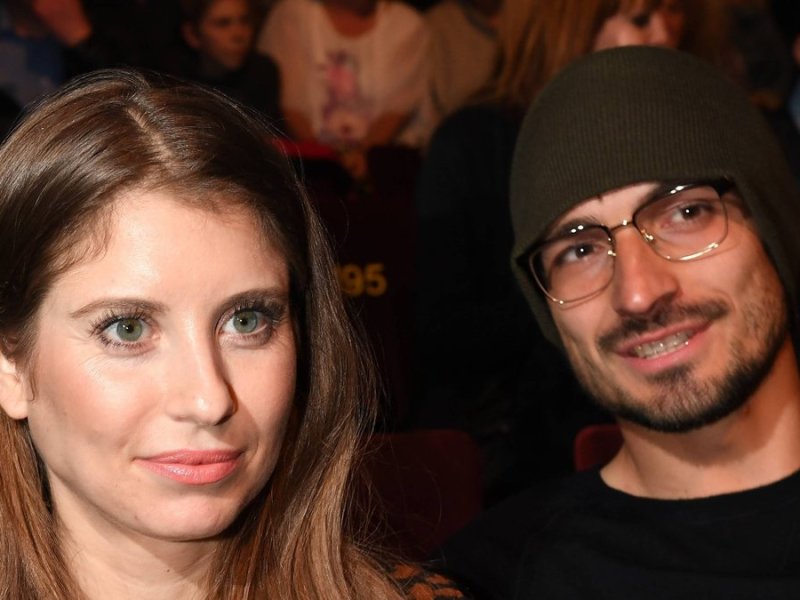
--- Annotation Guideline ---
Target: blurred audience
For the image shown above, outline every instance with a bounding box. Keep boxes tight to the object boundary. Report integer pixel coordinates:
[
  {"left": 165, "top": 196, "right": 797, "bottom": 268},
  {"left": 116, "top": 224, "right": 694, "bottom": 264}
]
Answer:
[
  {"left": 718, "top": 0, "right": 800, "bottom": 177},
  {"left": 719, "top": 0, "right": 794, "bottom": 108},
  {"left": 174, "top": 0, "right": 283, "bottom": 126},
  {"left": 773, "top": 0, "right": 800, "bottom": 132},
  {"left": 257, "top": 0, "right": 431, "bottom": 178},
  {"left": 425, "top": 0, "right": 501, "bottom": 125},
  {"left": 1, "top": 1, "right": 65, "bottom": 113},
  {"left": 26, "top": 0, "right": 184, "bottom": 73},
  {"left": 0, "top": 0, "right": 184, "bottom": 137}
]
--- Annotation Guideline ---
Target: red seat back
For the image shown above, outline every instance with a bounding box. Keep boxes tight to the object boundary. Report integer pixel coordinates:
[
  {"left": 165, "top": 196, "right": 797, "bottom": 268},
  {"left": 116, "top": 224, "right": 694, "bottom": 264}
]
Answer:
[
  {"left": 573, "top": 423, "right": 623, "bottom": 471},
  {"left": 361, "top": 429, "right": 484, "bottom": 561}
]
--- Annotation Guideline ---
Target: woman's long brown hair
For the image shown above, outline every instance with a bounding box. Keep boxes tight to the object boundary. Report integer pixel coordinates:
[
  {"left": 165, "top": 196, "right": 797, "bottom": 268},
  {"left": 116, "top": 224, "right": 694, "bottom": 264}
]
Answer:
[{"left": 0, "top": 70, "right": 405, "bottom": 599}]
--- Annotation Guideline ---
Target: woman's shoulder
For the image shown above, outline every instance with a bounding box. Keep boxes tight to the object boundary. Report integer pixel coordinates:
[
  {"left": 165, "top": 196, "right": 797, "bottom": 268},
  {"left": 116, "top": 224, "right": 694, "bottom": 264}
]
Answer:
[{"left": 391, "top": 563, "right": 472, "bottom": 599}]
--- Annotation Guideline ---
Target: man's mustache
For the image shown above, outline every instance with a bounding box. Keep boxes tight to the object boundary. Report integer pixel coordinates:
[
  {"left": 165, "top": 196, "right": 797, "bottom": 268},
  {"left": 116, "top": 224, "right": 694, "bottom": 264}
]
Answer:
[{"left": 598, "top": 301, "right": 729, "bottom": 352}]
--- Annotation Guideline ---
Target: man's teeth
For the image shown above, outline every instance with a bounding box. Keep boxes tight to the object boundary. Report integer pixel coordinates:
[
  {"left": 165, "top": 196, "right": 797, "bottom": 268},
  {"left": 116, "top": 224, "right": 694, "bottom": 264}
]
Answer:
[{"left": 632, "top": 331, "right": 691, "bottom": 359}]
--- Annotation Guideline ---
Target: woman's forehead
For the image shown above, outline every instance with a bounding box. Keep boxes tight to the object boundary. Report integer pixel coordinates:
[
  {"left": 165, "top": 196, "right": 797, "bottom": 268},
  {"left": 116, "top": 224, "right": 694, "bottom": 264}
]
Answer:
[
  {"left": 48, "top": 190, "right": 289, "bottom": 303},
  {"left": 52, "top": 187, "right": 283, "bottom": 284}
]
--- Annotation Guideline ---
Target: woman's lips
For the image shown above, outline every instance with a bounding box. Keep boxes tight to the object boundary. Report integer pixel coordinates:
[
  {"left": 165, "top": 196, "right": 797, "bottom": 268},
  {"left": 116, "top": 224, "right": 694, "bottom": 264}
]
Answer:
[{"left": 136, "top": 450, "right": 242, "bottom": 485}]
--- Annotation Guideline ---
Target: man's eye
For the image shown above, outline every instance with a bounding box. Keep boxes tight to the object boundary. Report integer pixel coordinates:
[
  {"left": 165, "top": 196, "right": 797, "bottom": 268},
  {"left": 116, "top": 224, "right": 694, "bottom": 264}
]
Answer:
[
  {"left": 644, "top": 185, "right": 725, "bottom": 234},
  {"left": 659, "top": 201, "right": 718, "bottom": 231},
  {"left": 554, "top": 242, "right": 601, "bottom": 267},
  {"left": 675, "top": 203, "right": 709, "bottom": 221}
]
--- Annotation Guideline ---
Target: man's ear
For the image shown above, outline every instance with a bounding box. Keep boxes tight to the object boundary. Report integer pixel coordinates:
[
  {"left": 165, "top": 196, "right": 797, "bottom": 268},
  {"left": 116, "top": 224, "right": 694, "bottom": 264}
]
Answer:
[{"left": 0, "top": 352, "right": 31, "bottom": 420}]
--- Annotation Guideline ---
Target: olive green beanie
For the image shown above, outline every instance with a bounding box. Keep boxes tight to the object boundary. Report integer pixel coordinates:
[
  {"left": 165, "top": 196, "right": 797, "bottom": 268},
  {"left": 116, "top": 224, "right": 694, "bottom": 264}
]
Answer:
[{"left": 510, "top": 46, "right": 800, "bottom": 348}]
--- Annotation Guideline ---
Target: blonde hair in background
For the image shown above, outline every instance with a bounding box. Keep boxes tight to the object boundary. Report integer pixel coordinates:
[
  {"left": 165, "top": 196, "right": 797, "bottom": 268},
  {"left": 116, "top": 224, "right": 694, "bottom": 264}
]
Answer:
[
  {"left": 489, "top": 0, "right": 724, "bottom": 112},
  {"left": 493, "top": 0, "right": 661, "bottom": 110}
]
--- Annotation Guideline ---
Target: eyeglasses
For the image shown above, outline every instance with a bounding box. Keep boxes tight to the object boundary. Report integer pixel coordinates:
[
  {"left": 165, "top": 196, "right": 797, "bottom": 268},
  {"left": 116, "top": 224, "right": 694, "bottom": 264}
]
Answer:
[{"left": 528, "top": 179, "right": 734, "bottom": 305}]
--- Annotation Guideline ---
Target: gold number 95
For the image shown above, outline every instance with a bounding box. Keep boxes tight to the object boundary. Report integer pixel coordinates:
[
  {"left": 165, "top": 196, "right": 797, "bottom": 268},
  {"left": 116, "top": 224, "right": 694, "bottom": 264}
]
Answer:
[{"left": 337, "top": 263, "right": 388, "bottom": 297}]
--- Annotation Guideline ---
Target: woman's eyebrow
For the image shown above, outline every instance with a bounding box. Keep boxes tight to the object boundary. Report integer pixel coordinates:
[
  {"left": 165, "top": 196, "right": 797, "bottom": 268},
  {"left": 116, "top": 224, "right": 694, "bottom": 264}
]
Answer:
[
  {"left": 69, "top": 298, "right": 167, "bottom": 319},
  {"left": 210, "top": 288, "right": 290, "bottom": 316}
]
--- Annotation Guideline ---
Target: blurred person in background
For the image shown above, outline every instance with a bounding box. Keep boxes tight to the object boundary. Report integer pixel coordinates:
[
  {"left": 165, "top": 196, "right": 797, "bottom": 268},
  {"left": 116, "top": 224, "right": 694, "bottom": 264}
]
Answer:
[
  {"left": 425, "top": 0, "right": 502, "bottom": 126},
  {"left": 175, "top": 0, "right": 283, "bottom": 125},
  {"left": 256, "top": 0, "right": 431, "bottom": 179},
  {"left": 0, "top": 0, "right": 183, "bottom": 137}
]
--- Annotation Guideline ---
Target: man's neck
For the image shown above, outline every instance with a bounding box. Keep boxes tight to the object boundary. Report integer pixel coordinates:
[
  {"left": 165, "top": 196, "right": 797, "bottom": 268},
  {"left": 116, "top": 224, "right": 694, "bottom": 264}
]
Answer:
[{"left": 601, "top": 337, "right": 800, "bottom": 499}]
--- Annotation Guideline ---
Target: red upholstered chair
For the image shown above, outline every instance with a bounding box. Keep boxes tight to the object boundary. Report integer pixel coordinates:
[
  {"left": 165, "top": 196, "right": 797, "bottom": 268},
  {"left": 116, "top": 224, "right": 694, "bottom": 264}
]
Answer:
[
  {"left": 362, "top": 429, "right": 484, "bottom": 561},
  {"left": 272, "top": 137, "right": 339, "bottom": 161},
  {"left": 573, "top": 423, "right": 623, "bottom": 471}
]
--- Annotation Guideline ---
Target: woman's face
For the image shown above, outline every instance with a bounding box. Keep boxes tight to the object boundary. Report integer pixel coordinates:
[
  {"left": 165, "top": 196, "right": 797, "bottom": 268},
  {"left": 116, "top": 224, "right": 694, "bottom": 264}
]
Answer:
[
  {"left": 593, "top": 0, "right": 685, "bottom": 51},
  {"left": 2, "top": 189, "right": 296, "bottom": 550}
]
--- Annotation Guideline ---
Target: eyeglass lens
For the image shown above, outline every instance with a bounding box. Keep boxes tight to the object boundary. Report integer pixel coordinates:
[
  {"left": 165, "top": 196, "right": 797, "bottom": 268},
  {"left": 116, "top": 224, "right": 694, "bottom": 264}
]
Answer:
[{"left": 530, "top": 183, "right": 730, "bottom": 303}]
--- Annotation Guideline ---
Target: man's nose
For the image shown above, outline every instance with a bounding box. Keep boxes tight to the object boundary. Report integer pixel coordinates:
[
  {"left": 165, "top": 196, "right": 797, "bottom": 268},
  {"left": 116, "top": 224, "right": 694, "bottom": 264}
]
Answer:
[
  {"left": 610, "top": 227, "right": 680, "bottom": 317},
  {"left": 164, "top": 338, "right": 236, "bottom": 426}
]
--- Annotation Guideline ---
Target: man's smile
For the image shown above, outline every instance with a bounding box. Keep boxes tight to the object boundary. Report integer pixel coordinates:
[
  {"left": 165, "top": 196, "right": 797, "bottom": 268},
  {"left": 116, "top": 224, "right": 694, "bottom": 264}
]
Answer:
[
  {"left": 631, "top": 330, "right": 692, "bottom": 359},
  {"left": 598, "top": 301, "right": 729, "bottom": 358}
]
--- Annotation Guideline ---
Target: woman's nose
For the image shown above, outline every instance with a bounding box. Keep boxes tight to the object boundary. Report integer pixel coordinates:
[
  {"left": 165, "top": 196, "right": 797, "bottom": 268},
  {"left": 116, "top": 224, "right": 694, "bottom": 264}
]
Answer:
[{"left": 164, "top": 339, "right": 236, "bottom": 426}]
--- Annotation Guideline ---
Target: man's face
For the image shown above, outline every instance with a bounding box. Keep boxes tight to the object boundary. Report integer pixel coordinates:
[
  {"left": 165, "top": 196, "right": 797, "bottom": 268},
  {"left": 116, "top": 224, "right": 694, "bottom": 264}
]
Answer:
[{"left": 548, "top": 182, "right": 789, "bottom": 432}]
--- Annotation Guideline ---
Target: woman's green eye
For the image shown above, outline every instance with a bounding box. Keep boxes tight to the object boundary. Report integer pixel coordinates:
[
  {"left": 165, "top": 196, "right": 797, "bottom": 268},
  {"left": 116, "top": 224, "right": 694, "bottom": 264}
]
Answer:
[
  {"left": 232, "top": 310, "right": 261, "bottom": 333},
  {"left": 115, "top": 319, "right": 144, "bottom": 342},
  {"left": 221, "top": 305, "right": 281, "bottom": 344}
]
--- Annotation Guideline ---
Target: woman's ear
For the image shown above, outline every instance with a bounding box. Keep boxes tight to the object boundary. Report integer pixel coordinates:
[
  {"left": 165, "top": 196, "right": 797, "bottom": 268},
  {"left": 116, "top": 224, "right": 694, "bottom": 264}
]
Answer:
[{"left": 0, "top": 353, "right": 31, "bottom": 420}]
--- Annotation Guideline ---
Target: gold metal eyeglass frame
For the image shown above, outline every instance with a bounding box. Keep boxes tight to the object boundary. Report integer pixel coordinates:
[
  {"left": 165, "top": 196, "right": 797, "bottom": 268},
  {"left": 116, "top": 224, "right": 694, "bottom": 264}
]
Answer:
[{"left": 527, "top": 179, "right": 734, "bottom": 305}]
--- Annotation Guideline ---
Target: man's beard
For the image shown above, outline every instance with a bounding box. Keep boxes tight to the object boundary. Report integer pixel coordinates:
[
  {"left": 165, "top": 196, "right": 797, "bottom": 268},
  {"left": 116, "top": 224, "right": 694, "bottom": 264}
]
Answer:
[{"left": 566, "top": 290, "right": 789, "bottom": 433}]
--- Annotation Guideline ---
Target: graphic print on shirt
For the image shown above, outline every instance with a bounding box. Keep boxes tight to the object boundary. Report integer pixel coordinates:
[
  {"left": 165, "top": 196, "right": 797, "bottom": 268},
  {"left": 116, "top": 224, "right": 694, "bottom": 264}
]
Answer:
[{"left": 319, "top": 50, "right": 373, "bottom": 147}]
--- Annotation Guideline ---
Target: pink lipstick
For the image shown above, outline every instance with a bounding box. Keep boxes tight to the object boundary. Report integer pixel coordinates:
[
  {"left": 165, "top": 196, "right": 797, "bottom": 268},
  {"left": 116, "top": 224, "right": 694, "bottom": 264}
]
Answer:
[{"left": 136, "top": 450, "right": 241, "bottom": 485}]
